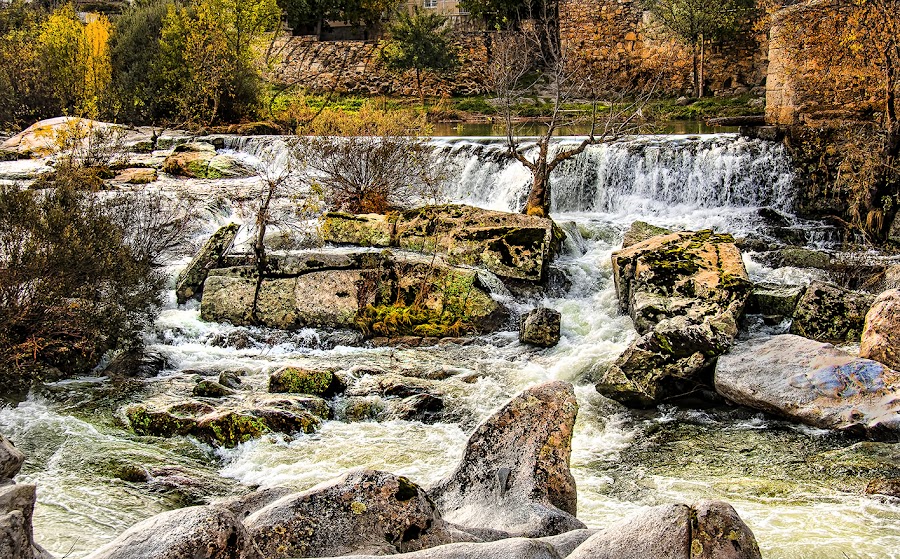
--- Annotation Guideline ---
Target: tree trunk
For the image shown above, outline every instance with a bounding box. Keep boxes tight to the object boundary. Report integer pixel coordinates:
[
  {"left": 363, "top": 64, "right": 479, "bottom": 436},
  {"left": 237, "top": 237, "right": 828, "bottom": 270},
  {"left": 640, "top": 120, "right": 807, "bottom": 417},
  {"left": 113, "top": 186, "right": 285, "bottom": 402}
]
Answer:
[
  {"left": 699, "top": 36, "right": 706, "bottom": 98},
  {"left": 416, "top": 67, "right": 424, "bottom": 109},
  {"left": 885, "top": 43, "right": 899, "bottom": 159},
  {"left": 523, "top": 151, "right": 551, "bottom": 217},
  {"left": 691, "top": 43, "right": 700, "bottom": 98}
]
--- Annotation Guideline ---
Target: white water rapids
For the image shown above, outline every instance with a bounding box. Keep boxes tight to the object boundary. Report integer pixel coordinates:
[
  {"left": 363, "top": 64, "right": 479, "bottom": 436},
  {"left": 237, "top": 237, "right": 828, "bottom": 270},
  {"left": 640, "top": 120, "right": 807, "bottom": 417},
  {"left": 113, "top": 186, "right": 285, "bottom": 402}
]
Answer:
[{"left": 1, "top": 134, "right": 898, "bottom": 558}]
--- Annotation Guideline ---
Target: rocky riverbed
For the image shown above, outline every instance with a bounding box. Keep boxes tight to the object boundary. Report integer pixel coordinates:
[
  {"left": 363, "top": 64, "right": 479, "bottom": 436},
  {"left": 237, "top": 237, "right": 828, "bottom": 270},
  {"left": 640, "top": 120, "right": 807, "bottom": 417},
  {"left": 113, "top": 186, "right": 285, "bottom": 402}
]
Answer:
[{"left": 1, "top": 119, "right": 899, "bottom": 558}]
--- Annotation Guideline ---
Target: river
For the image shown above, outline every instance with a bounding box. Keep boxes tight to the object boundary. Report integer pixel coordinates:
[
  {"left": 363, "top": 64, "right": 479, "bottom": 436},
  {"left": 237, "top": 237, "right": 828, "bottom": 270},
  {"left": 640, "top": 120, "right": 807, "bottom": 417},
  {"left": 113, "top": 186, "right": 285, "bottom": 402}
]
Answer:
[{"left": 1, "top": 133, "right": 898, "bottom": 558}]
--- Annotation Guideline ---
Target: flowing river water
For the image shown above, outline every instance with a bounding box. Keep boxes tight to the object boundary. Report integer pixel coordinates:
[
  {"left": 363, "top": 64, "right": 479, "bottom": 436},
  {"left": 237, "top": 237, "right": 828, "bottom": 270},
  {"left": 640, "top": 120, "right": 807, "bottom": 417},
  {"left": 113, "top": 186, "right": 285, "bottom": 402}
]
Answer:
[{"left": 1, "top": 133, "right": 899, "bottom": 558}]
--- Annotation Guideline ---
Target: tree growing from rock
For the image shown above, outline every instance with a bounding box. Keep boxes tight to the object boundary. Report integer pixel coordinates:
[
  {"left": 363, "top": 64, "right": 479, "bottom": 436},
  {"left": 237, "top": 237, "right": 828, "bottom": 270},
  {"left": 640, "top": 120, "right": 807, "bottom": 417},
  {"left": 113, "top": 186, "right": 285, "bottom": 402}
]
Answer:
[
  {"left": 491, "top": 3, "right": 653, "bottom": 217},
  {"left": 378, "top": 8, "right": 458, "bottom": 106},
  {"left": 641, "top": 0, "right": 757, "bottom": 98}
]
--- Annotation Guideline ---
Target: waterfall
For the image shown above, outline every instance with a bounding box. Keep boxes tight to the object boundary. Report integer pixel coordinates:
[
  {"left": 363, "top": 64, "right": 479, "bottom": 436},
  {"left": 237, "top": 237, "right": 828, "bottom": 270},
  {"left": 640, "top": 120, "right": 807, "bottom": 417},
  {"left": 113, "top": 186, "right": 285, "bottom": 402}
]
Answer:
[{"left": 225, "top": 133, "right": 795, "bottom": 216}]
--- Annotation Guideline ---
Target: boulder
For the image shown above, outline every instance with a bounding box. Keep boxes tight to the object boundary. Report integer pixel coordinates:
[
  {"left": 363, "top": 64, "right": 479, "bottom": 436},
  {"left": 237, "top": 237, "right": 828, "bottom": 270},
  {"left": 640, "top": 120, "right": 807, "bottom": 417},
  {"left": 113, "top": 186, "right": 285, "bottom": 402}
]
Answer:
[
  {"left": 428, "top": 381, "right": 585, "bottom": 538},
  {"left": 201, "top": 250, "right": 507, "bottom": 336},
  {"left": 860, "top": 289, "right": 900, "bottom": 370},
  {"left": 268, "top": 367, "right": 342, "bottom": 396},
  {"left": 0, "top": 484, "right": 38, "bottom": 559},
  {"left": 176, "top": 223, "right": 240, "bottom": 304},
  {"left": 621, "top": 221, "right": 672, "bottom": 249},
  {"left": 162, "top": 143, "right": 250, "bottom": 179},
  {"left": 322, "top": 205, "right": 562, "bottom": 282},
  {"left": 865, "top": 478, "right": 900, "bottom": 498},
  {"left": 124, "top": 398, "right": 320, "bottom": 447},
  {"left": 218, "top": 371, "right": 243, "bottom": 389},
  {"left": 0, "top": 117, "right": 122, "bottom": 157},
  {"left": 244, "top": 470, "right": 453, "bottom": 558},
  {"left": 715, "top": 335, "right": 900, "bottom": 436},
  {"left": 567, "top": 501, "right": 760, "bottom": 559},
  {"left": 538, "top": 529, "right": 597, "bottom": 557},
  {"left": 315, "top": 538, "right": 564, "bottom": 559},
  {"left": 769, "top": 247, "right": 832, "bottom": 269},
  {"left": 192, "top": 380, "right": 236, "bottom": 398},
  {"left": 790, "top": 281, "right": 874, "bottom": 342},
  {"left": 112, "top": 167, "right": 157, "bottom": 184},
  {"left": 520, "top": 308, "right": 562, "bottom": 348},
  {"left": 0, "top": 435, "right": 25, "bottom": 480},
  {"left": 889, "top": 213, "right": 900, "bottom": 245},
  {"left": 83, "top": 505, "right": 260, "bottom": 559},
  {"left": 746, "top": 283, "right": 803, "bottom": 317},
  {"left": 597, "top": 230, "right": 751, "bottom": 406},
  {"left": 391, "top": 393, "right": 445, "bottom": 423}
]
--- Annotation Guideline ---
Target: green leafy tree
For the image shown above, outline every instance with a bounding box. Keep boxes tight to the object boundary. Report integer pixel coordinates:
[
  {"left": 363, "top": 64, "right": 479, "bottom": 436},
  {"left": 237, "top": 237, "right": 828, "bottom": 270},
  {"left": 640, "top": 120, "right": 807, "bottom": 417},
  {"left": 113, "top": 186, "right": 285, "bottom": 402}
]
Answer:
[
  {"left": 379, "top": 8, "right": 458, "bottom": 106},
  {"left": 641, "top": 0, "right": 757, "bottom": 97},
  {"left": 0, "top": 1, "right": 51, "bottom": 128},
  {"left": 459, "top": 0, "right": 547, "bottom": 29},
  {"left": 110, "top": 0, "right": 173, "bottom": 123}
]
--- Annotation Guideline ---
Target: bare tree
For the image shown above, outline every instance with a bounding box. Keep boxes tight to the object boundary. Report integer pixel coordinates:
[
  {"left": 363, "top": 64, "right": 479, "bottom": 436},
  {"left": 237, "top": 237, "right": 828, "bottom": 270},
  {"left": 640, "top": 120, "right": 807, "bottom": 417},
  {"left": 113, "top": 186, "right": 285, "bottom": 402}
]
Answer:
[{"left": 490, "top": 3, "right": 658, "bottom": 217}]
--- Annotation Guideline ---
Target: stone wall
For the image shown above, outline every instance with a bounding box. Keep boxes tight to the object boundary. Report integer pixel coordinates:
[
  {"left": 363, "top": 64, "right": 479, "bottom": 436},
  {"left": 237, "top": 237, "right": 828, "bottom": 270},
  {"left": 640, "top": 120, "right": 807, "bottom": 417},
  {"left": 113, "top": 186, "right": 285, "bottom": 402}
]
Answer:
[
  {"left": 558, "top": 0, "right": 768, "bottom": 97},
  {"left": 765, "top": 0, "right": 884, "bottom": 126},
  {"left": 270, "top": 34, "right": 491, "bottom": 97}
]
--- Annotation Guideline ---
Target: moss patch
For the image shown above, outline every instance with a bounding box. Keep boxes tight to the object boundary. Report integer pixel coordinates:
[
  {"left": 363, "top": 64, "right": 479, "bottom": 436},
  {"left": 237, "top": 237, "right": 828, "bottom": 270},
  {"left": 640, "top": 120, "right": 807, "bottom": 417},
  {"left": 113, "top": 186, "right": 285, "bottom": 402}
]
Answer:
[{"left": 269, "top": 367, "right": 338, "bottom": 396}]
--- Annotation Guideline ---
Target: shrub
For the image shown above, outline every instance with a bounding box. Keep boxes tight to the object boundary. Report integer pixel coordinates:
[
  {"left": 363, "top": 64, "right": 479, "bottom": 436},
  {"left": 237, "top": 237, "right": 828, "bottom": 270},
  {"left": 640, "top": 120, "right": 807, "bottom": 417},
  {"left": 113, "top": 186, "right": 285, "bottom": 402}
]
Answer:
[{"left": 0, "top": 179, "right": 166, "bottom": 387}]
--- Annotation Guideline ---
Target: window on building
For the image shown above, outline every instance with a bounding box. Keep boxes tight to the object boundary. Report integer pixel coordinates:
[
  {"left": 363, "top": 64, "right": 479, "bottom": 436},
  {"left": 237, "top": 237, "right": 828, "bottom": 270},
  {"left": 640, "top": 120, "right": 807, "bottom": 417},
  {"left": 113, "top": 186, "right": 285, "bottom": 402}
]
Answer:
[{"left": 423, "top": 0, "right": 437, "bottom": 8}]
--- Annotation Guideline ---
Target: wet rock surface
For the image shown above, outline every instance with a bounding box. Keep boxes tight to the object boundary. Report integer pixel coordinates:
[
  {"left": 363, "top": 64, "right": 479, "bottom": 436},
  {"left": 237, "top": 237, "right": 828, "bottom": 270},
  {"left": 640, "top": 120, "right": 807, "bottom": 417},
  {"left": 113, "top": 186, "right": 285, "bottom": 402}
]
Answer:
[
  {"left": 429, "top": 381, "right": 584, "bottom": 538},
  {"left": 244, "top": 470, "right": 453, "bottom": 558},
  {"left": 715, "top": 334, "right": 900, "bottom": 436},
  {"left": 598, "top": 229, "right": 751, "bottom": 406},
  {"left": 0, "top": 435, "right": 24, "bottom": 480},
  {"left": 322, "top": 205, "right": 562, "bottom": 282},
  {"left": 316, "top": 538, "right": 564, "bottom": 559},
  {"left": 860, "top": 289, "right": 900, "bottom": 370},
  {"left": 0, "top": 434, "right": 53, "bottom": 559},
  {"left": 790, "top": 281, "right": 874, "bottom": 343},
  {"left": 519, "top": 308, "right": 562, "bottom": 348}
]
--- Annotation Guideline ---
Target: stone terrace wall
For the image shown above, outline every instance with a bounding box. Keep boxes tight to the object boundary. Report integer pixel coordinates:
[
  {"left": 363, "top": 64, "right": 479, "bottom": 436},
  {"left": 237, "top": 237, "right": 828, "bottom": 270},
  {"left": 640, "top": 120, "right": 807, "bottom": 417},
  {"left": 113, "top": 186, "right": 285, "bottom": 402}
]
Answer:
[
  {"left": 558, "top": 0, "right": 768, "bottom": 97},
  {"left": 270, "top": 34, "right": 491, "bottom": 97}
]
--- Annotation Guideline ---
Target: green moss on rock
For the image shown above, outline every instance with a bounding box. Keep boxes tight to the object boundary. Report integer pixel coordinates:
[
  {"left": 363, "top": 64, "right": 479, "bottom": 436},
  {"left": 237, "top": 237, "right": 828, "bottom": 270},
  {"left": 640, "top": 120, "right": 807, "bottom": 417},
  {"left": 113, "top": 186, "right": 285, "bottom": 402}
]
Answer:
[{"left": 269, "top": 367, "right": 339, "bottom": 396}]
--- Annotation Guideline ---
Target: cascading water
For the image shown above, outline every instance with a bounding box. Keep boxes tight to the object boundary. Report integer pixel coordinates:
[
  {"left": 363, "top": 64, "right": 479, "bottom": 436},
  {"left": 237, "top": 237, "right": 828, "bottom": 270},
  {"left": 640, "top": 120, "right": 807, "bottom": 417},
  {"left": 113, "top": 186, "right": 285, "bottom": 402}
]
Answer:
[{"left": 2, "top": 133, "right": 898, "bottom": 559}]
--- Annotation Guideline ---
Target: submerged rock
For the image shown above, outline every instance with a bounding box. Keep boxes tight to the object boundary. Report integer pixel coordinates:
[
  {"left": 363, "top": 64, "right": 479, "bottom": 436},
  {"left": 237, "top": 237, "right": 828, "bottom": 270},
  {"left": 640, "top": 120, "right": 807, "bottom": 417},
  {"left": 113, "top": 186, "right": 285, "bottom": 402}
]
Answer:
[
  {"left": 176, "top": 224, "right": 240, "bottom": 304},
  {"left": 519, "top": 308, "right": 562, "bottom": 348},
  {"left": 790, "top": 281, "right": 874, "bottom": 343},
  {"left": 83, "top": 505, "right": 260, "bottom": 559},
  {"left": 566, "top": 500, "right": 760, "bottom": 559},
  {"left": 860, "top": 289, "right": 900, "bottom": 370},
  {"left": 866, "top": 478, "right": 900, "bottom": 498},
  {"left": 429, "top": 381, "right": 584, "bottom": 538},
  {"left": 124, "top": 398, "right": 320, "bottom": 447},
  {"left": 715, "top": 335, "right": 900, "bottom": 436},
  {"left": 0, "top": 435, "right": 25, "bottom": 480},
  {"left": 321, "top": 205, "right": 562, "bottom": 282},
  {"left": 244, "top": 470, "right": 453, "bottom": 558},
  {"left": 192, "top": 380, "right": 236, "bottom": 398},
  {"left": 112, "top": 167, "right": 157, "bottom": 184},
  {"left": 597, "top": 230, "right": 751, "bottom": 406},
  {"left": 268, "top": 366, "right": 342, "bottom": 396}
]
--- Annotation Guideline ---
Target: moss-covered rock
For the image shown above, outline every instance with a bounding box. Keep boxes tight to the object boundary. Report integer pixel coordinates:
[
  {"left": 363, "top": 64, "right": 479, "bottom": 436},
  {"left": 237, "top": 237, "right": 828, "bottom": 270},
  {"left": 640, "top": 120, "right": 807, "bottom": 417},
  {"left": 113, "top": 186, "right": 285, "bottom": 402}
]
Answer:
[
  {"left": 598, "top": 230, "right": 752, "bottom": 406},
  {"left": 162, "top": 143, "right": 252, "bottom": 179},
  {"left": 621, "top": 221, "right": 673, "bottom": 249},
  {"left": 321, "top": 204, "right": 561, "bottom": 282},
  {"left": 192, "top": 380, "right": 236, "bottom": 398},
  {"left": 268, "top": 367, "right": 341, "bottom": 396},
  {"left": 791, "top": 281, "right": 874, "bottom": 342}
]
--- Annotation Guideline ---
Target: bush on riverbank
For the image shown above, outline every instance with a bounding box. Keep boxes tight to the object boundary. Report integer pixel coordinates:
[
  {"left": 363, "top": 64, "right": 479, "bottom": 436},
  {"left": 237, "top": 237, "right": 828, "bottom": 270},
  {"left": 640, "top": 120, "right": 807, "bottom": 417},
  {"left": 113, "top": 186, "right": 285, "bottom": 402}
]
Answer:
[{"left": 0, "top": 179, "right": 164, "bottom": 391}]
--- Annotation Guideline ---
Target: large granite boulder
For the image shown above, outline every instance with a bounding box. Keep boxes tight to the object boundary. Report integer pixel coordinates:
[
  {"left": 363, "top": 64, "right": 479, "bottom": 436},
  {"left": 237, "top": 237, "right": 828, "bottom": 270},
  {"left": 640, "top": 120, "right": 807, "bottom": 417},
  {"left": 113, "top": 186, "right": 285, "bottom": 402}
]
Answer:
[
  {"left": 200, "top": 250, "right": 507, "bottom": 336},
  {"left": 244, "top": 470, "right": 453, "bottom": 558},
  {"left": 176, "top": 224, "right": 240, "bottom": 304},
  {"left": 519, "top": 308, "right": 562, "bottom": 348},
  {"left": 0, "top": 435, "right": 24, "bottom": 480},
  {"left": 83, "top": 504, "right": 260, "bottom": 559},
  {"left": 321, "top": 205, "right": 562, "bottom": 282},
  {"left": 566, "top": 500, "right": 760, "bottom": 559},
  {"left": 597, "top": 230, "right": 752, "bottom": 406},
  {"left": 316, "top": 538, "right": 564, "bottom": 559},
  {"left": 621, "top": 221, "right": 672, "bottom": 249},
  {"left": 860, "top": 289, "right": 900, "bottom": 370},
  {"left": 790, "top": 281, "right": 874, "bottom": 342},
  {"left": 428, "top": 381, "right": 585, "bottom": 538},
  {"left": 715, "top": 335, "right": 900, "bottom": 437}
]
